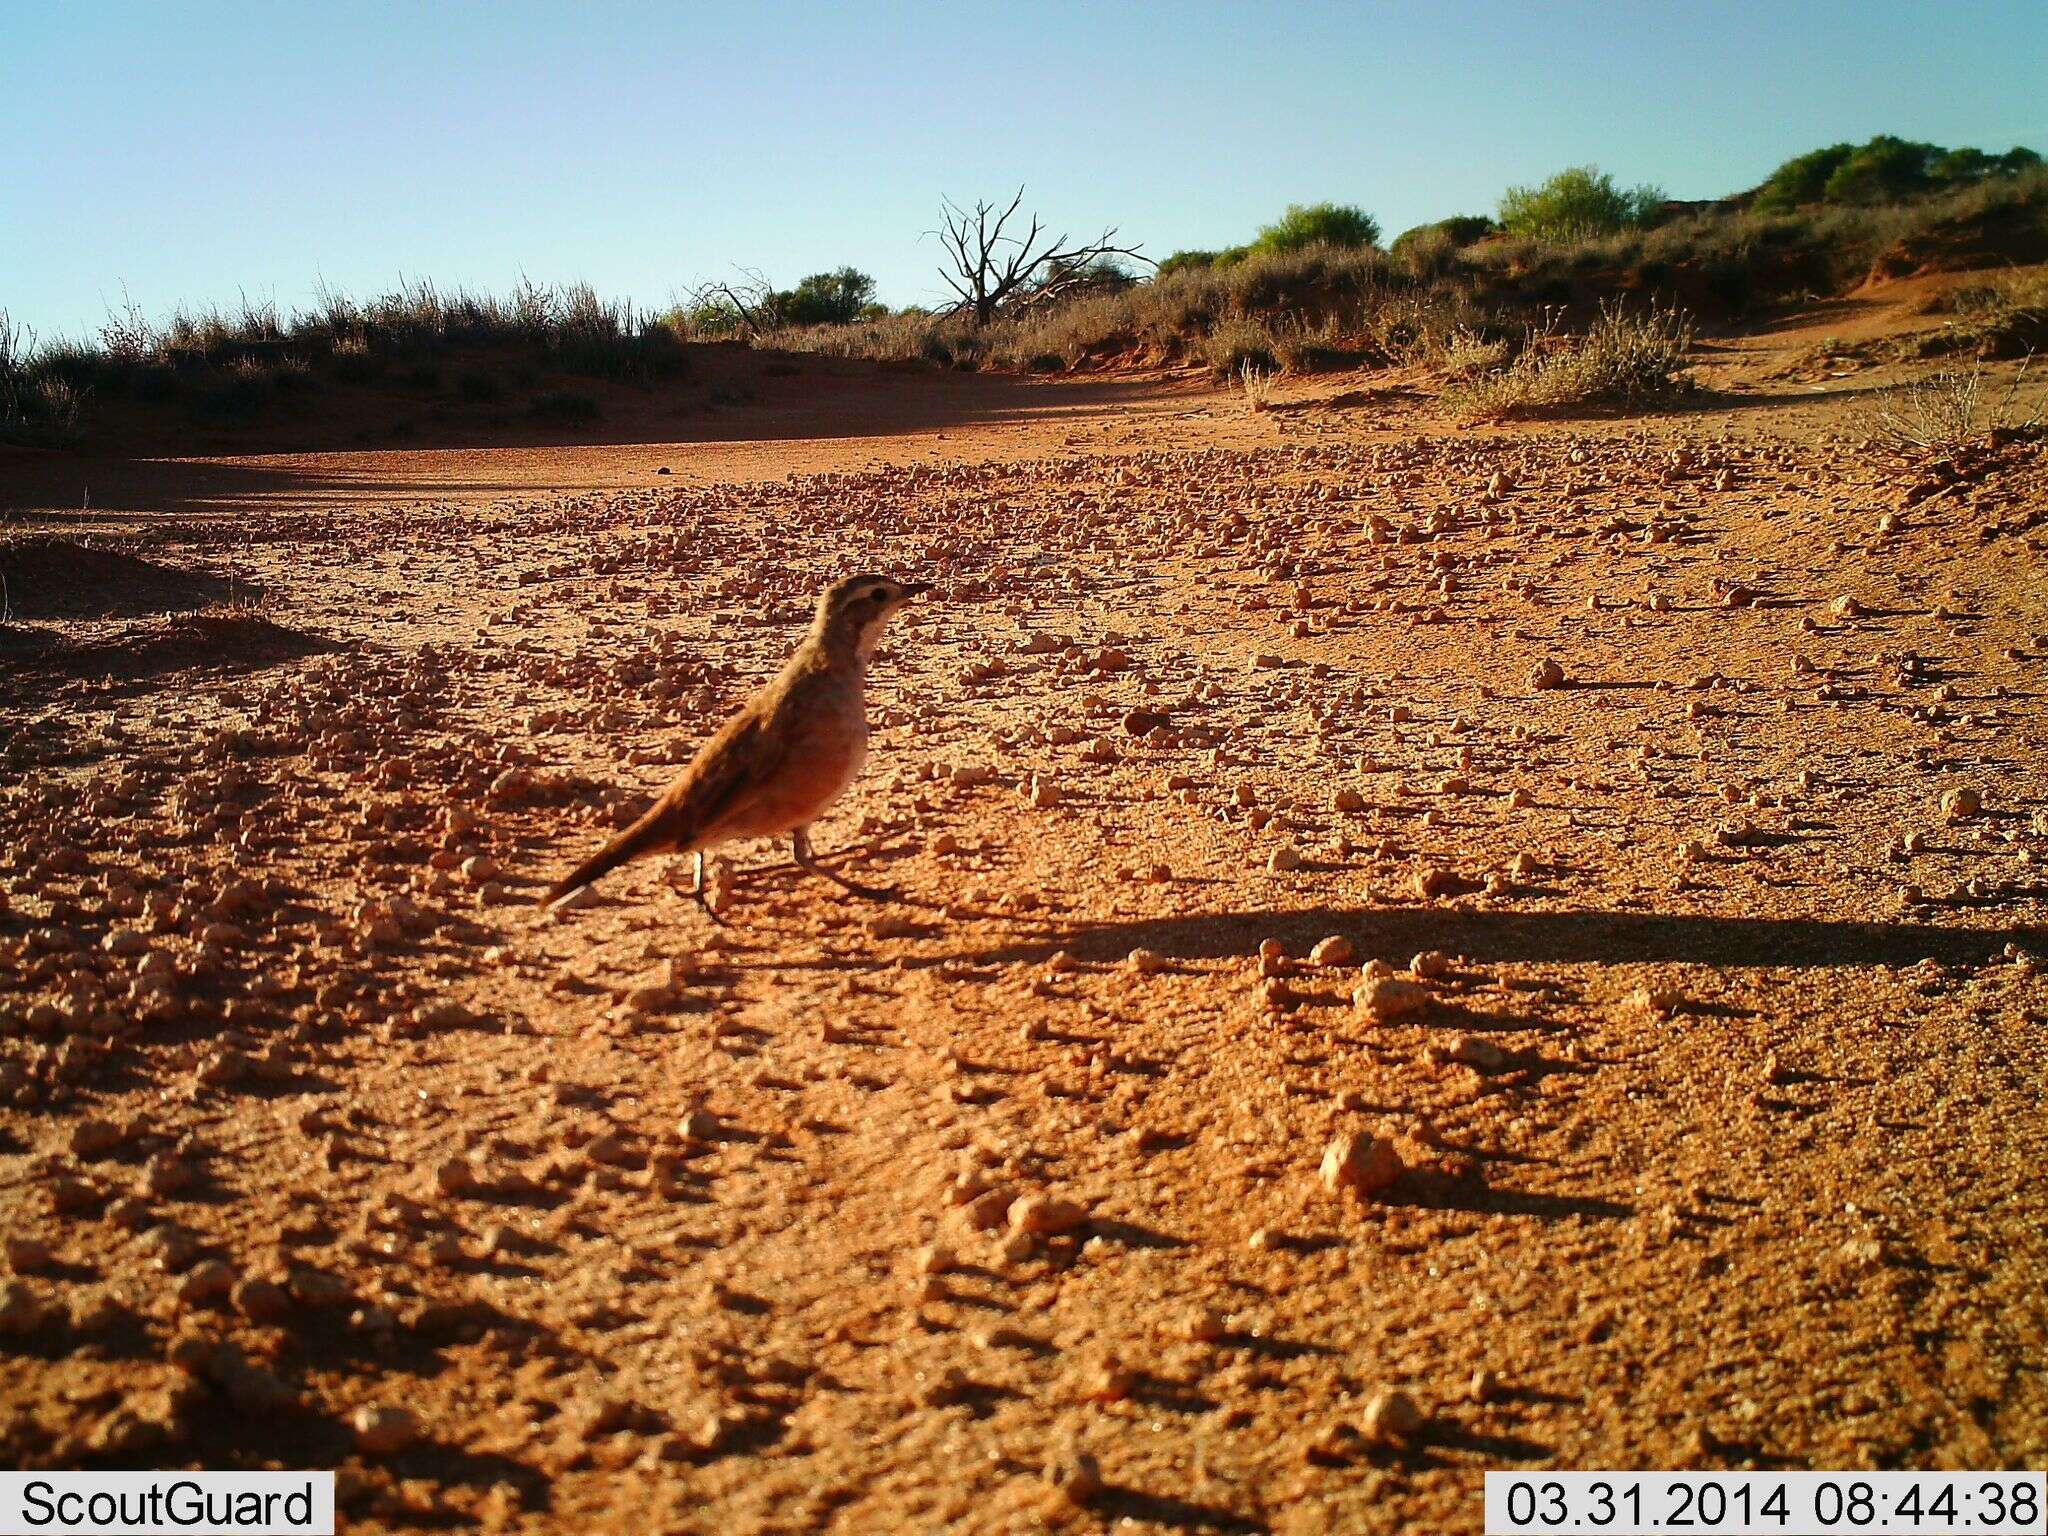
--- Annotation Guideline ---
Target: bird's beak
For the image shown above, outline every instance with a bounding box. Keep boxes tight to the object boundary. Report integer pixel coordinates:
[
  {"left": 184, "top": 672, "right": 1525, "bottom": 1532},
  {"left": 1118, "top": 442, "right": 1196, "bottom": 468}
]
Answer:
[{"left": 898, "top": 581, "right": 935, "bottom": 598}]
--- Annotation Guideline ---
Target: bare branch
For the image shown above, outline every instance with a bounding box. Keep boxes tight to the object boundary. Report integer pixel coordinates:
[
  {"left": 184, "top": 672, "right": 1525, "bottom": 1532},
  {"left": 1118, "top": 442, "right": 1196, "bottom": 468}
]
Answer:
[
  {"left": 929, "top": 188, "right": 1145, "bottom": 326},
  {"left": 686, "top": 268, "right": 783, "bottom": 338}
]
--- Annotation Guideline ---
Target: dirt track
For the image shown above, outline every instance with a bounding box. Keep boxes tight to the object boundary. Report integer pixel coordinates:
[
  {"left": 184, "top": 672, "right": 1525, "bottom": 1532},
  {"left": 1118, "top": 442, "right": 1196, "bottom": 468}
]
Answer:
[{"left": 2, "top": 302, "right": 2046, "bottom": 1533}]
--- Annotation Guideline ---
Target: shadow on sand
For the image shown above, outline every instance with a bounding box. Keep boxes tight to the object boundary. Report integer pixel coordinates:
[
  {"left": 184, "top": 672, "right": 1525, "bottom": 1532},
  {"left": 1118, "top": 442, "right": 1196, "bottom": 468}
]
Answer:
[{"left": 939, "top": 906, "right": 2039, "bottom": 972}]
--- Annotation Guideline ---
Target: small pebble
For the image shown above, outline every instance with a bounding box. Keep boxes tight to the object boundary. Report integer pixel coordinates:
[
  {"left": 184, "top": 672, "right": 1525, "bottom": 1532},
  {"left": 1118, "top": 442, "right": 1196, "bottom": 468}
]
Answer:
[
  {"left": 353, "top": 1404, "right": 422, "bottom": 1456},
  {"left": 1043, "top": 1439, "right": 1103, "bottom": 1505},
  {"left": 1354, "top": 976, "right": 1429, "bottom": 1023},
  {"left": 1362, "top": 1387, "right": 1426, "bottom": 1443},
  {"left": 1009, "top": 1194, "right": 1089, "bottom": 1236},
  {"left": 1319, "top": 1131, "right": 1403, "bottom": 1197},
  {"left": 1410, "top": 950, "right": 1453, "bottom": 979},
  {"left": 1309, "top": 935, "right": 1355, "bottom": 967},
  {"left": 1940, "top": 787, "right": 1982, "bottom": 821}
]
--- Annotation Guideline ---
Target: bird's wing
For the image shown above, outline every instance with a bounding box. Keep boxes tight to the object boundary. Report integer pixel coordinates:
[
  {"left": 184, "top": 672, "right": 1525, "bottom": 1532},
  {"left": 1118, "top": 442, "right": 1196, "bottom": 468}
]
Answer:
[
  {"left": 539, "top": 695, "right": 795, "bottom": 907},
  {"left": 642, "top": 700, "right": 799, "bottom": 850}
]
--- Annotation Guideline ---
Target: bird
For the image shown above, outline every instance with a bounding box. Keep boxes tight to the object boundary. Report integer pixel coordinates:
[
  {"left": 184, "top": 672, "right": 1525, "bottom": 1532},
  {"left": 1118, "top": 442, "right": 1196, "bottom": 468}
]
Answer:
[{"left": 541, "top": 572, "right": 932, "bottom": 916}]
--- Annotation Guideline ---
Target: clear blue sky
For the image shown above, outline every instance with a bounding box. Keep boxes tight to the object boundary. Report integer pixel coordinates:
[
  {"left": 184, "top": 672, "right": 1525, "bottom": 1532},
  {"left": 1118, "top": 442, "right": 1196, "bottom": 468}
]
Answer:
[{"left": 4, "top": 0, "right": 2044, "bottom": 342}]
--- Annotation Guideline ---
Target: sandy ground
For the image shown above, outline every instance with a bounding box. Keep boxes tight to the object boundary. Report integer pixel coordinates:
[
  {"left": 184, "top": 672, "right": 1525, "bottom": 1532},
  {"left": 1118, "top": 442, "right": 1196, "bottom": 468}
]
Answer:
[{"left": 2, "top": 296, "right": 2045, "bottom": 1535}]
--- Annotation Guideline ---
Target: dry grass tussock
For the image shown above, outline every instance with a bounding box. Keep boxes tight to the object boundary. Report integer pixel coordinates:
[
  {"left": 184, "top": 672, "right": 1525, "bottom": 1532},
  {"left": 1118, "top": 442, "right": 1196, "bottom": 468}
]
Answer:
[
  {"left": 1943, "top": 268, "right": 2048, "bottom": 357},
  {"left": 4, "top": 279, "right": 697, "bottom": 442},
  {"left": 757, "top": 311, "right": 979, "bottom": 366},
  {"left": 1, "top": 312, "right": 84, "bottom": 445},
  {"left": 1443, "top": 301, "right": 1695, "bottom": 421},
  {"left": 1238, "top": 361, "right": 1278, "bottom": 413},
  {"left": 1864, "top": 356, "right": 2042, "bottom": 458},
  {"left": 1432, "top": 329, "right": 1512, "bottom": 380}
]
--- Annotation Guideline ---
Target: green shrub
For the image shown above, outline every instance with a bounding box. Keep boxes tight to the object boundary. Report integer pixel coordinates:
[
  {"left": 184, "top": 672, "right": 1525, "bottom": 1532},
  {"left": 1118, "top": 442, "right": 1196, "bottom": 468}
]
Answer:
[
  {"left": 773, "top": 268, "right": 878, "bottom": 326},
  {"left": 1390, "top": 216, "right": 1497, "bottom": 277},
  {"left": 1754, "top": 136, "right": 2043, "bottom": 211},
  {"left": 1751, "top": 144, "right": 1855, "bottom": 212},
  {"left": 1935, "top": 144, "right": 2043, "bottom": 181},
  {"left": 1155, "top": 249, "right": 1227, "bottom": 277},
  {"left": 1499, "top": 166, "right": 1663, "bottom": 241},
  {"left": 1392, "top": 215, "right": 1494, "bottom": 254},
  {"left": 1828, "top": 136, "right": 1946, "bottom": 203},
  {"left": 1251, "top": 203, "right": 1382, "bottom": 254},
  {"left": 1216, "top": 243, "right": 1391, "bottom": 314}
]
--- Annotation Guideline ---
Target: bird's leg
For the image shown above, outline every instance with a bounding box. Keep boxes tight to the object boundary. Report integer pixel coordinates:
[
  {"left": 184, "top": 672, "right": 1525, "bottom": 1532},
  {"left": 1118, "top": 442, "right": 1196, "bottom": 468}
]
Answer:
[
  {"left": 691, "top": 849, "right": 727, "bottom": 926},
  {"left": 792, "top": 826, "right": 897, "bottom": 901}
]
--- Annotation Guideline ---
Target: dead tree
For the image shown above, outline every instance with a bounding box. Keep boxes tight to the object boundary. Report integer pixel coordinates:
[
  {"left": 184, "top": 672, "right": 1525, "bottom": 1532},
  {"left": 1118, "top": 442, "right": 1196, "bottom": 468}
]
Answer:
[
  {"left": 687, "top": 269, "right": 781, "bottom": 339},
  {"left": 933, "top": 188, "right": 1146, "bottom": 326}
]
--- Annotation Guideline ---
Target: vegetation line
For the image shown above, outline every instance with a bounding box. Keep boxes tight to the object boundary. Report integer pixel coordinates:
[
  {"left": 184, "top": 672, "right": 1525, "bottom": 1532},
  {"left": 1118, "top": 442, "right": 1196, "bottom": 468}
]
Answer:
[{"left": 3, "top": 138, "right": 2041, "bottom": 446}]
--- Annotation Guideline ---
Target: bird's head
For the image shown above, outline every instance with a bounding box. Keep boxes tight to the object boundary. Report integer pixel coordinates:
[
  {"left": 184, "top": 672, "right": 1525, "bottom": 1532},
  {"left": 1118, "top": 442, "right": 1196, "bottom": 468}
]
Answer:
[{"left": 812, "top": 573, "right": 933, "bottom": 661}]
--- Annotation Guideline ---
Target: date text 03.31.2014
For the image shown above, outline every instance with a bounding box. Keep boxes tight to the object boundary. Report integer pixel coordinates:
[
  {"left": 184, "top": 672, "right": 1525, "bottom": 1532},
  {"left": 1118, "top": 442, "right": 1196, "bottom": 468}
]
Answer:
[{"left": 1484, "top": 1471, "right": 2045, "bottom": 1535}]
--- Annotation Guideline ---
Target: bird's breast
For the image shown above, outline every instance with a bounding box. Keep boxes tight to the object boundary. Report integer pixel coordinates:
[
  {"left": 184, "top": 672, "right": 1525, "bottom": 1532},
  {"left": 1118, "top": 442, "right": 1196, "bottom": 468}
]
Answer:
[{"left": 718, "top": 678, "right": 871, "bottom": 838}]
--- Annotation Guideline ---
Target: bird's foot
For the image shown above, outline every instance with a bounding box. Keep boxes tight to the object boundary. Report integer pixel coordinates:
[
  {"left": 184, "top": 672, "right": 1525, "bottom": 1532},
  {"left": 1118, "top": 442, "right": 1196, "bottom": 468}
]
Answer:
[{"left": 693, "top": 883, "right": 730, "bottom": 927}]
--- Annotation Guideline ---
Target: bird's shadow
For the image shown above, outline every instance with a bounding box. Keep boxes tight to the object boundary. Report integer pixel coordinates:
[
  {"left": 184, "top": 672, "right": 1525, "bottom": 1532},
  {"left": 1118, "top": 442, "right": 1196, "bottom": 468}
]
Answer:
[{"left": 929, "top": 905, "right": 2041, "bottom": 972}]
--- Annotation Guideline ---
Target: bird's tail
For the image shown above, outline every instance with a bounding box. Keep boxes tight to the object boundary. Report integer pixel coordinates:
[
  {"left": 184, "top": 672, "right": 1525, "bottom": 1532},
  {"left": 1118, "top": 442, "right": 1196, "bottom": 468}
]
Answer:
[{"left": 540, "top": 807, "right": 679, "bottom": 911}]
